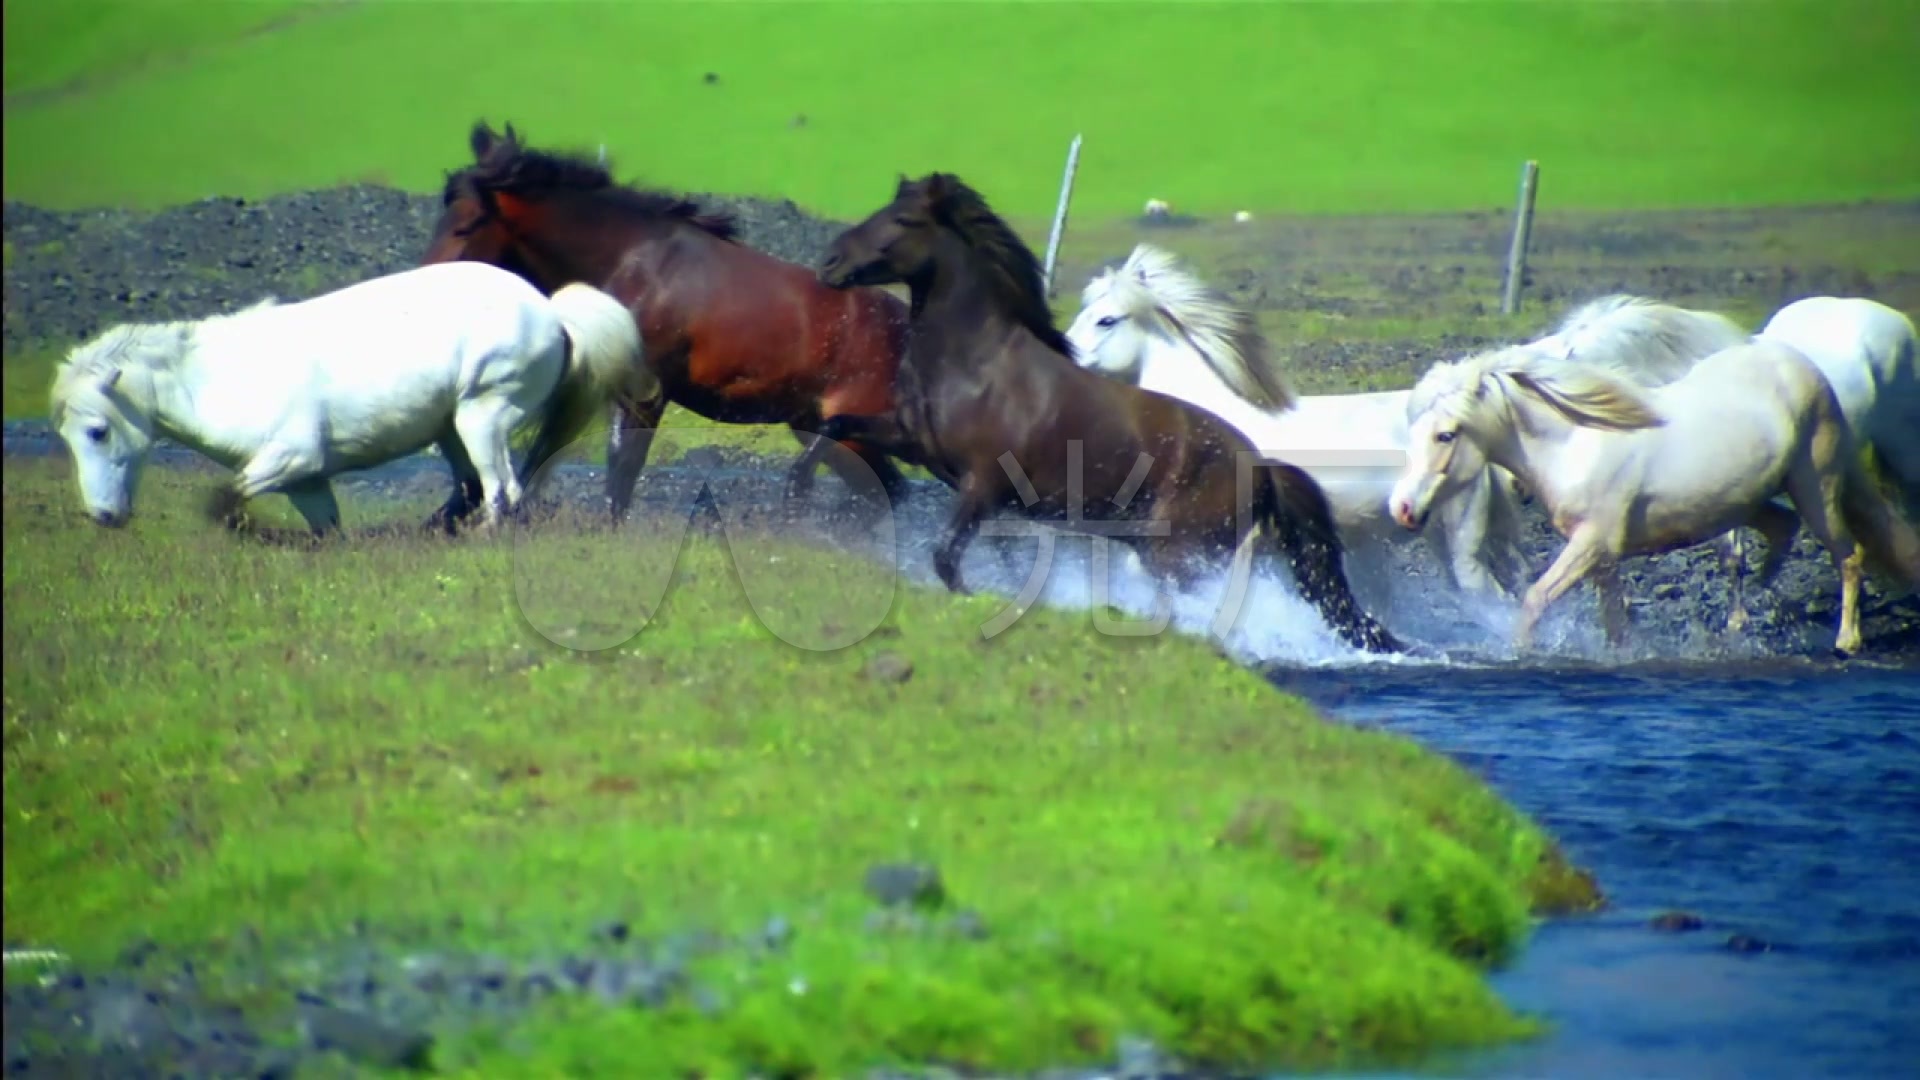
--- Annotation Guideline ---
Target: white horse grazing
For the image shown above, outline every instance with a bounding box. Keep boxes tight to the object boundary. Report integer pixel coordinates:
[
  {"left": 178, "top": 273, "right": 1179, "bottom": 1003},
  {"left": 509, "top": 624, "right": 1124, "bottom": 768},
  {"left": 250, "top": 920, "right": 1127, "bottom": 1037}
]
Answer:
[
  {"left": 1389, "top": 340, "right": 1920, "bottom": 656},
  {"left": 1065, "top": 244, "right": 1748, "bottom": 597},
  {"left": 49, "top": 260, "right": 654, "bottom": 534}
]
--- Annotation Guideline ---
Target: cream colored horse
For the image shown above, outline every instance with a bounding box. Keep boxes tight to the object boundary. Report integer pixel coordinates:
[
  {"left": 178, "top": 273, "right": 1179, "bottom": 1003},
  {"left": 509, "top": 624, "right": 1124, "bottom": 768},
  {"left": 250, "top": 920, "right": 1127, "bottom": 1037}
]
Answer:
[
  {"left": 1389, "top": 339, "right": 1920, "bottom": 656},
  {"left": 1067, "top": 244, "right": 1749, "bottom": 597}
]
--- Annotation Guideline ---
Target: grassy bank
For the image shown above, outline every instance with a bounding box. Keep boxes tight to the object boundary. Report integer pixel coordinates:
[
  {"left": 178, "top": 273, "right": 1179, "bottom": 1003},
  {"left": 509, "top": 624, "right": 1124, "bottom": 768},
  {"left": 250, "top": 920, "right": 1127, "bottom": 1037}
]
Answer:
[
  {"left": 5, "top": 0, "right": 1916, "bottom": 218},
  {"left": 2, "top": 458, "right": 1600, "bottom": 1075}
]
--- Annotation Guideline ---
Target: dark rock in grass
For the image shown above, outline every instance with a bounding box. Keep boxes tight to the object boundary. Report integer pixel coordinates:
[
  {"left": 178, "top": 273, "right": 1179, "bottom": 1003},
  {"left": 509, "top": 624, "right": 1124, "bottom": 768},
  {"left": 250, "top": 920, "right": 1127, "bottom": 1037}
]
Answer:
[
  {"left": 946, "top": 908, "right": 991, "bottom": 941},
  {"left": 864, "top": 862, "right": 947, "bottom": 910},
  {"left": 1650, "top": 910, "right": 1705, "bottom": 932},
  {"left": 297, "top": 999, "right": 435, "bottom": 1070},
  {"left": 861, "top": 650, "right": 915, "bottom": 684},
  {"left": 759, "top": 914, "right": 796, "bottom": 952}
]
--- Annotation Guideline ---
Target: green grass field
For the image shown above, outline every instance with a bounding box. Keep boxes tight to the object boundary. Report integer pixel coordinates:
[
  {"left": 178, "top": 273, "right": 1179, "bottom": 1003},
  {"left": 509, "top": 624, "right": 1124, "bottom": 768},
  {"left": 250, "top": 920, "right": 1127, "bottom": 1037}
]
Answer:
[
  {"left": 4, "top": 0, "right": 1917, "bottom": 219},
  {"left": 3, "top": 459, "right": 1601, "bottom": 1074}
]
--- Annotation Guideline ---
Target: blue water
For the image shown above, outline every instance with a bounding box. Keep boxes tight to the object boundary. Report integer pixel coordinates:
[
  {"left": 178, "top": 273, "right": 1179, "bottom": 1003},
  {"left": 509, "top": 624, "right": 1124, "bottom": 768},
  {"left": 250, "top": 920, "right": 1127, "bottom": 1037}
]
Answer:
[{"left": 1272, "top": 664, "right": 1920, "bottom": 1080}]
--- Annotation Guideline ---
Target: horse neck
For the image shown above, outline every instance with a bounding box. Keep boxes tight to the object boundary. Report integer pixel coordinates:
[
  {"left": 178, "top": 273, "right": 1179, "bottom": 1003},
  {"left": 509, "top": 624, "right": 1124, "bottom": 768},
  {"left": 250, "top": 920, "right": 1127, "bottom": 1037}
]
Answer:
[
  {"left": 905, "top": 233, "right": 1020, "bottom": 353},
  {"left": 526, "top": 200, "right": 673, "bottom": 285},
  {"left": 121, "top": 342, "right": 208, "bottom": 451},
  {"left": 1467, "top": 381, "right": 1593, "bottom": 508},
  {"left": 142, "top": 323, "right": 275, "bottom": 461},
  {"left": 1137, "top": 330, "right": 1273, "bottom": 430}
]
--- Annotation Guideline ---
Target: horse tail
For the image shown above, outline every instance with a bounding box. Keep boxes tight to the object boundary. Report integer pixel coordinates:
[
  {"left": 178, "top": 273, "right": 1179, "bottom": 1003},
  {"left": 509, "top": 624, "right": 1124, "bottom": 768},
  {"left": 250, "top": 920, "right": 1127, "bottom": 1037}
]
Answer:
[
  {"left": 1839, "top": 456, "right": 1920, "bottom": 595},
  {"left": 1256, "top": 461, "right": 1403, "bottom": 653},
  {"left": 541, "top": 282, "right": 658, "bottom": 459}
]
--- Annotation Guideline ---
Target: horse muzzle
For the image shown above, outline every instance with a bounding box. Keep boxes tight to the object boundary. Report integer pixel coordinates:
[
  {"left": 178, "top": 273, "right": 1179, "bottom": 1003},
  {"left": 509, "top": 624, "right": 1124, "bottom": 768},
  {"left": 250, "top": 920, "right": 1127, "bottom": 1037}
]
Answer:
[
  {"left": 1390, "top": 497, "right": 1427, "bottom": 532},
  {"left": 90, "top": 507, "right": 129, "bottom": 528},
  {"left": 817, "top": 254, "right": 852, "bottom": 289}
]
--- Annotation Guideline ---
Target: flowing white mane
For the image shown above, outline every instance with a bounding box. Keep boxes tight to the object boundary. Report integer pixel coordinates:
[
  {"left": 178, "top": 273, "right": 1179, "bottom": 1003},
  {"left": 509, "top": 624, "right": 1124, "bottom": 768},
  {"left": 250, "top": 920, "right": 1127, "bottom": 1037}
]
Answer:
[
  {"left": 49, "top": 298, "right": 282, "bottom": 424},
  {"left": 1410, "top": 344, "right": 1667, "bottom": 434},
  {"left": 1085, "top": 244, "right": 1296, "bottom": 411},
  {"left": 1542, "top": 293, "right": 1750, "bottom": 383}
]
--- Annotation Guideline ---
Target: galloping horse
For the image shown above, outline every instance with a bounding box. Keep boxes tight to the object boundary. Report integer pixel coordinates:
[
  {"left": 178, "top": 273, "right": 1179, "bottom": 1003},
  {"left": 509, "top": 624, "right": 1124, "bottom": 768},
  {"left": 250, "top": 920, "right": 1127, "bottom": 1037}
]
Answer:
[
  {"left": 1389, "top": 339, "right": 1920, "bottom": 656},
  {"left": 420, "top": 122, "right": 915, "bottom": 522},
  {"left": 813, "top": 173, "right": 1402, "bottom": 655},
  {"left": 49, "top": 261, "right": 650, "bottom": 534}
]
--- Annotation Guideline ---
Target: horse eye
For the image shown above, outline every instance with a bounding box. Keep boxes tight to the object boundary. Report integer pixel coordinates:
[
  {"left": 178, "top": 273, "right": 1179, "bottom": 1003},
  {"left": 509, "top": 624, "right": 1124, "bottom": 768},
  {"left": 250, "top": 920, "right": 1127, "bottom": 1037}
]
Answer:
[
  {"left": 1435, "top": 431, "right": 1456, "bottom": 444},
  {"left": 86, "top": 424, "right": 109, "bottom": 444},
  {"left": 1096, "top": 315, "right": 1120, "bottom": 329}
]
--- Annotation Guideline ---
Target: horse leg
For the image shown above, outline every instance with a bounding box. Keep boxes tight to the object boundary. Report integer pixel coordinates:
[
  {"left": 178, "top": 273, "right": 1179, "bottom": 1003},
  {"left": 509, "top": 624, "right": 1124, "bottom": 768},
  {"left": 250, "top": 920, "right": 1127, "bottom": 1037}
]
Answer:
[
  {"left": 1714, "top": 528, "right": 1754, "bottom": 634},
  {"left": 1780, "top": 458, "right": 1864, "bottom": 656},
  {"left": 283, "top": 479, "right": 342, "bottom": 536},
  {"left": 606, "top": 393, "right": 670, "bottom": 526},
  {"left": 1594, "top": 560, "right": 1629, "bottom": 648},
  {"left": 1726, "top": 502, "right": 1800, "bottom": 632},
  {"left": 932, "top": 474, "right": 992, "bottom": 595},
  {"left": 425, "top": 431, "right": 484, "bottom": 535},
  {"left": 1515, "top": 528, "right": 1608, "bottom": 651},
  {"left": 784, "top": 422, "right": 833, "bottom": 502},
  {"left": 220, "top": 439, "right": 327, "bottom": 530},
  {"left": 1435, "top": 480, "right": 1509, "bottom": 598},
  {"left": 454, "top": 399, "right": 532, "bottom": 532}
]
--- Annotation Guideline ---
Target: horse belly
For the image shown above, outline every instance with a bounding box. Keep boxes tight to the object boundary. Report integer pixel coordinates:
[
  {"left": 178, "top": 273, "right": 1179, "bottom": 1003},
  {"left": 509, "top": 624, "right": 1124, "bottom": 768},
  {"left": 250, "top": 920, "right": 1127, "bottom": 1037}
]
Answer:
[
  {"left": 318, "top": 372, "right": 459, "bottom": 470},
  {"left": 673, "top": 299, "right": 824, "bottom": 423}
]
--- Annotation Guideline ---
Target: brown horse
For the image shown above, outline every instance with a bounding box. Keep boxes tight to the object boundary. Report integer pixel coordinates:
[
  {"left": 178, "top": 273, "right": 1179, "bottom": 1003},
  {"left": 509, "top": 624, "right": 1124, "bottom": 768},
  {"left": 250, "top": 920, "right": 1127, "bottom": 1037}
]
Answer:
[
  {"left": 420, "top": 121, "right": 917, "bottom": 525},
  {"left": 814, "top": 173, "right": 1402, "bottom": 654}
]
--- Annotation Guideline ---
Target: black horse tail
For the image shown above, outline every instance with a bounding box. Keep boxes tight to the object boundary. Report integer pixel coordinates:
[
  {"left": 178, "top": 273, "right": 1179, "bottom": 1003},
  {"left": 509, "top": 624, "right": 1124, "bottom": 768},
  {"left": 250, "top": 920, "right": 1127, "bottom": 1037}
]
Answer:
[{"left": 1258, "top": 462, "right": 1403, "bottom": 654}]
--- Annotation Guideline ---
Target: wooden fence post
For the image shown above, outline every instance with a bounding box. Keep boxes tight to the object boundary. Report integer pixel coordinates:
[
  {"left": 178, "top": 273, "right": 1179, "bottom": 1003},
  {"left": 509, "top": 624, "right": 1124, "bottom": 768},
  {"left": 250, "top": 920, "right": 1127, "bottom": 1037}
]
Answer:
[
  {"left": 1042, "top": 134, "right": 1084, "bottom": 299},
  {"left": 1500, "top": 160, "right": 1540, "bottom": 316}
]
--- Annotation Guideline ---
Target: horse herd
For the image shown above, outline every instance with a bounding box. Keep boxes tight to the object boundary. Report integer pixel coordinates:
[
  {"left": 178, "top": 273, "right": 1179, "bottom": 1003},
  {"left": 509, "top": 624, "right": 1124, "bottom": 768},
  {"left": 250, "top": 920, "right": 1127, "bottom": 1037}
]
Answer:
[{"left": 46, "top": 121, "right": 1920, "bottom": 659}]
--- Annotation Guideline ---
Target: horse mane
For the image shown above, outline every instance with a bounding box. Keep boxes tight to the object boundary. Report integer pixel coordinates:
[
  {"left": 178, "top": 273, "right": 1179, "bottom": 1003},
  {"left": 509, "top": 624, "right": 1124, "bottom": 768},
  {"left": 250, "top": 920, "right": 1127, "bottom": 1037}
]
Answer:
[
  {"left": 48, "top": 297, "right": 282, "bottom": 425},
  {"left": 1095, "top": 243, "right": 1296, "bottom": 411},
  {"left": 1411, "top": 345, "right": 1666, "bottom": 435},
  {"left": 1544, "top": 293, "right": 1750, "bottom": 385},
  {"left": 456, "top": 122, "right": 739, "bottom": 242},
  {"left": 919, "top": 173, "right": 1074, "bottom": 356},
  {"left": 49, "top": 323, "right": 181, "bottom": 426}
]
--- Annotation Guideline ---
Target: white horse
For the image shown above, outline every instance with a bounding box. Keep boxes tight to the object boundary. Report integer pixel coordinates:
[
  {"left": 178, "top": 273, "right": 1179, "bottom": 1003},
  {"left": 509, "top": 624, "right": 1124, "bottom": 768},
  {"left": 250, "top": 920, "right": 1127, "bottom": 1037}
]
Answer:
[
  {"left": 1064, "top": 244, "right": 1748, "bottom": 596},
  {"left": 1389, "top": 339, "right": 1920, "bottom": 656},
  {"left": 1755, "top": 296, "right": 1919, "bottom": 513},
  {"left": 49, "top": 260, "right": 654, "bottom": 534}
]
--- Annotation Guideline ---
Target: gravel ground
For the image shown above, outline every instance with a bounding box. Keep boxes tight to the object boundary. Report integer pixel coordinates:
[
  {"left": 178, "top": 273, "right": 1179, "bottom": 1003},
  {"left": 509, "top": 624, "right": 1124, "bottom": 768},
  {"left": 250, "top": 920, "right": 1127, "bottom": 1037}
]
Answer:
[{"left": 3, "top": 862, "right": 1214, "bottom": 1080}]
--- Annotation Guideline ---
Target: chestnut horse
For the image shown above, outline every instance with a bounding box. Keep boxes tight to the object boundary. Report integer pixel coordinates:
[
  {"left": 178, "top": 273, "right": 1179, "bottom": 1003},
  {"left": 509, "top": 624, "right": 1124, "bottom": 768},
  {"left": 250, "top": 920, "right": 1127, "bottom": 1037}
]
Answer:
[
  {"left": 814, "top": 173, "right": 1402, "bottom": 655},
  {"left": 420, "top": 122, "right": 916, "bottom": 522}
]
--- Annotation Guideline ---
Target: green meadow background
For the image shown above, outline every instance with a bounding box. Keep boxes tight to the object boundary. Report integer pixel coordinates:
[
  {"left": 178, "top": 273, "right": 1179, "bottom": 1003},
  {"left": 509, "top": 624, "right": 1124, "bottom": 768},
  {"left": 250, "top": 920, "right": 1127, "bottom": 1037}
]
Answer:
[{"left": 5, "top": 0, "right": 1918, "bottom": 220}]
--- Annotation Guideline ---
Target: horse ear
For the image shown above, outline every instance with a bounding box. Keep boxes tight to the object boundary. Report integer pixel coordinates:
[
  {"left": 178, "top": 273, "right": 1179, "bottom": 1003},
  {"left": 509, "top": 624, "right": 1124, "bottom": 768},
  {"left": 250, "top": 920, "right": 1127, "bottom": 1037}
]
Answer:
[
  {"left": 470, "top": 121, "right": 499, "bottom": 161},
  {"left": 502, "top": 122, "right": 522, "bottom": 148}
]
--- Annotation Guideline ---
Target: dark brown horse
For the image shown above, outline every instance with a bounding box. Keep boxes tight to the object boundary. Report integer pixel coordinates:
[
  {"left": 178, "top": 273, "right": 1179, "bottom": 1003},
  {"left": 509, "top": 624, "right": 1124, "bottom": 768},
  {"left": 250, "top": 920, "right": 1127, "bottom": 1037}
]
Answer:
[
  {"left": 420, "top": 121, "right": 917, "bottom": 525},
  {"left": 814, "top": 173, "right": 1402, "bottom": 654}
]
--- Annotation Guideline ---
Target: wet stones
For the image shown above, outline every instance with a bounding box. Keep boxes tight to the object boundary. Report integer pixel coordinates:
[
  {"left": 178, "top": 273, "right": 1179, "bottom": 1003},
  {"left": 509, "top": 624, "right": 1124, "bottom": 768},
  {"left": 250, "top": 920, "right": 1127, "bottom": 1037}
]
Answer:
[
  {"left": 864, "top": 861, "right": 947, "bottom": 910},
  {"left": 296, "top": 996, "right": 435, "bottom": 1071},
  {"left": 1649, "top": 910, "right": 1705, "bottom": 932}
]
